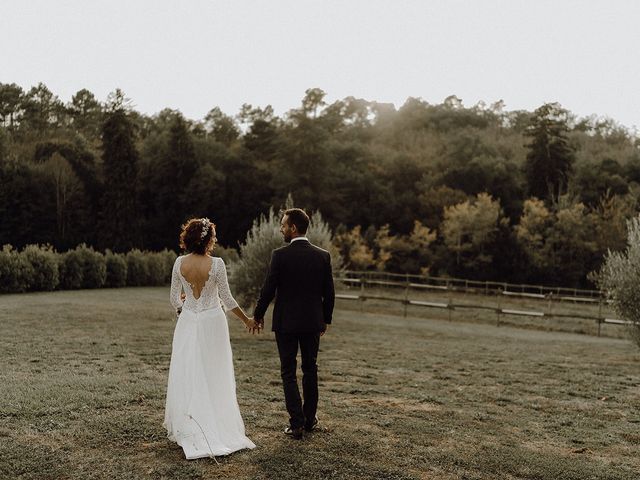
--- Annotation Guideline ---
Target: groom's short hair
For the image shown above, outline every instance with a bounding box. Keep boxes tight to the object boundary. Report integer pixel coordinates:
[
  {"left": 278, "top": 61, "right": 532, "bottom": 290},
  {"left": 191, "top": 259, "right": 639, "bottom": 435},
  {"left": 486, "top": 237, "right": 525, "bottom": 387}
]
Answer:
[{"left": 283, "top": 208, "right": 310, "bottom": 234}]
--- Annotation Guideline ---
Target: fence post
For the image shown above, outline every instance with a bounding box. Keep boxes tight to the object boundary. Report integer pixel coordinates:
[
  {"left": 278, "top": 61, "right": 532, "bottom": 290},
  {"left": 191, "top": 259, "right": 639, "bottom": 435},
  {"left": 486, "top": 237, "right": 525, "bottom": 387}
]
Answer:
[
  {"left": 448, "top": 282, "right": 453, "bottom": 321},
  {"left": 496, "top": 288, "right": 502, "bottom": 326},
  {"left": 403, "top": 273, "right": 409, "bottom": 318},
  {"left": 597, "top": 297, "right": 603, "bottom": 337},
  {"left": 359, "top": 272, "right": 365, "bottom": 313}
]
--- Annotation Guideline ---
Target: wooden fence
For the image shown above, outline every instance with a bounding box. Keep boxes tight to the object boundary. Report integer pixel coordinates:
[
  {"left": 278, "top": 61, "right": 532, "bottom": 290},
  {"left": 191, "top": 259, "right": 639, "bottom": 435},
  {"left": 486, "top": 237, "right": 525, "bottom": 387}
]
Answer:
[{"left": 334, "top": 271, "right": 636, "bottom": 336}]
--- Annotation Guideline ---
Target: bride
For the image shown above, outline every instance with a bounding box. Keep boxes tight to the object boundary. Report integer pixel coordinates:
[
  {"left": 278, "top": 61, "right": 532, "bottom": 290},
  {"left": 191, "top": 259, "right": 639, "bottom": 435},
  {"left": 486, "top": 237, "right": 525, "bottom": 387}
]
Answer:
[{"left": 164, "top": 217, "right": 258, "bottom": 459}]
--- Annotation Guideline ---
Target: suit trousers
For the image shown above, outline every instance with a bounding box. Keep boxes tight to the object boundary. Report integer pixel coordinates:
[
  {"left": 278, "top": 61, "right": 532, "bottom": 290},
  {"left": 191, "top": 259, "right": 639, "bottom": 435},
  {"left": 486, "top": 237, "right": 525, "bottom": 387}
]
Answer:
[{"left": 275, "top": 331, "right": 321, "bottom": 430}]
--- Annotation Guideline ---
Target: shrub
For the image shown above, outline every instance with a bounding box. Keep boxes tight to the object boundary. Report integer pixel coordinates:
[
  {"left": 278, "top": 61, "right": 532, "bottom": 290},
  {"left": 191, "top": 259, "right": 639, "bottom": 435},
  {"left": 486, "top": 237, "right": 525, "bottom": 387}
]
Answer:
[
  {"left": 0, "top": 245, "right": 34, "bottom": 293},
  {"left": 156, "top": 249, "right": 177, "bottom": 285},
  {"left": 232, "top": 197, "right": 341, "bottom": 306},
  {"left": 214, "top": 245, "right": 239, "bottom": 265},
  {"left": 334, "top": 225, "right": 375, "bottom": 270},
  {"left": 598, "top": 215, "right": 640, "bottom": 348},
  {"left": 77, "top": 244, "right": 106, "bottom": 289},
  {"left": 126, "top": 249, "right": 149, "bottom": 286},
  {"left": 307, "top": 210, "right": 342, "bottom": 272},
  {"left": 232, "top": 208, "right": 283, "bottom": 305},
  {"left": 22, "top": 244, "right": 59, "bottom": 291},
  {"left": 59, "top": 249, "right": 84, "bottom": 290},
  {"left": 59, "top": 244, "right": 106, "bottom": 289},
  {"left": 105, "top": 250, "right": 127, "bottom": 288},
  {"left": 145, "top": 252, "right": 167, "bottom": 286},
  {"left": 0, "top": 244, "right": 177, "bottom": 292}
]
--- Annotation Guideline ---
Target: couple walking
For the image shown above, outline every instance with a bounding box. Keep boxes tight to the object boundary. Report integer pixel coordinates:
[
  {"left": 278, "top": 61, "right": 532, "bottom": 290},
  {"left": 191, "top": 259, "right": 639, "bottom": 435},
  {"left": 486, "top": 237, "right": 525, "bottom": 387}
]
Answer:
[{"left": 163, "top": 208, "right": 335, "bottom": 459}]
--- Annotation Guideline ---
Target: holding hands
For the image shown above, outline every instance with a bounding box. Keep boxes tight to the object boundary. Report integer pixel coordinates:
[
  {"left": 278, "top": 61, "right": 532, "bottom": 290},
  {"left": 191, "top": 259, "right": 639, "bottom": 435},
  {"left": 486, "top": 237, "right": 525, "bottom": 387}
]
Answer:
[{"left": 242, "top": 317, "right": 262, "bottom": 335}]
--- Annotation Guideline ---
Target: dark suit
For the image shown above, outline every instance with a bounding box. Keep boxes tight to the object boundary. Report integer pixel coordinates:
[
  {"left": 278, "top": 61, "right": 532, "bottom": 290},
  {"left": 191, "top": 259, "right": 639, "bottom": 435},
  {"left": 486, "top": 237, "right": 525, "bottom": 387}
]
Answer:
[{"left": 254, "top": 238, "right": 335, "bottom": 430}]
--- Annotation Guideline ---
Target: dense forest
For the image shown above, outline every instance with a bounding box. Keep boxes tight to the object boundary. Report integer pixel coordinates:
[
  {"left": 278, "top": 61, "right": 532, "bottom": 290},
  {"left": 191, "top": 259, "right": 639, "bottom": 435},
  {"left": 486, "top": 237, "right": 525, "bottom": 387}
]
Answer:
[{"left": 1, "top": 82, "right": 639, "bottom": 287}]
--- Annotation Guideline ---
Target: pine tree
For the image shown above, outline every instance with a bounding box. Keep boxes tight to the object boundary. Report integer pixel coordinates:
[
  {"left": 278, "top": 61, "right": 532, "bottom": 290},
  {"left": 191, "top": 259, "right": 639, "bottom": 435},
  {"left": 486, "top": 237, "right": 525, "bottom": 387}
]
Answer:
[
  {"left": 164, "top": 114, "right": 198, "bottom": 248},
  {"left": 524, "top": 103, "right": 575, "bottom": 202},
  {"left": 100, "top": 109, "right": 140, "bottom": 251}
]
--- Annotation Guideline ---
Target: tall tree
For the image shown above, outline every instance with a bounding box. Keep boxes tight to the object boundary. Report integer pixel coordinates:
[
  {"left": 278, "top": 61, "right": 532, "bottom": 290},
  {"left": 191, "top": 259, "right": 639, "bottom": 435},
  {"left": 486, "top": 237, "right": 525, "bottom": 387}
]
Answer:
[
  {"left": 204, "top": 107, "right": 239, "bottom": 146},
  {"left": 441, "top": 193, "right": 508, "bottom": 276},
  {"left": 69, "top": 89, "right": 103, "bottom": 139},
  {"left": 299, "top": 87, "right": 327, "bottom": 119},
  {"left": 0, "top": 83, "right": 24, "bottom": 130},
  {"left": 20, "top": 82, "right": 65, "bottom": 134},
  {"left": 240, "top": 104, "right": 282, "bottom": 177},
  {"left": 100, "top": 108, "right": 140, "bottom": 251},
  {"left": 0, "top": 162, "right": 56, "bottom": 247},
  {"left": 35, "top": 153, "right": 81, "bottom": 246},
  {"left": 524, "top": 103, "right": 575, "bottom": 202},
  {"left": 143, "top": 113, "right": 199, "bottom": 250},
  {"left": 0, "top": 127, "right": 9, "bottom": 162},
  {"left": 33, "top": 141, "right": 102, "bottom": 248}
]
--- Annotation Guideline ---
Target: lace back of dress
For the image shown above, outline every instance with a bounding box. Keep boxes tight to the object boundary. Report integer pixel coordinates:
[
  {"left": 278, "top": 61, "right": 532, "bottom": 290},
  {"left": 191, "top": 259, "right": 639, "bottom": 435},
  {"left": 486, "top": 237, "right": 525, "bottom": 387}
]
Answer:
[
  {"left": 170, "top": 256, "right": 238, "bottom": 314},
  {"left": 180, "top": 257, "right": 219, "bottom": 313}
]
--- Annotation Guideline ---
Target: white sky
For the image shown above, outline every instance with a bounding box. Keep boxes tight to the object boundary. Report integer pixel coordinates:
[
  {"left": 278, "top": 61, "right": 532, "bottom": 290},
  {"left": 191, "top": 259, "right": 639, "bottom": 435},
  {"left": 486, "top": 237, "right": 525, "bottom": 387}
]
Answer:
[{"left": 2, "top": 0, "right": 639, "bottom": 129}]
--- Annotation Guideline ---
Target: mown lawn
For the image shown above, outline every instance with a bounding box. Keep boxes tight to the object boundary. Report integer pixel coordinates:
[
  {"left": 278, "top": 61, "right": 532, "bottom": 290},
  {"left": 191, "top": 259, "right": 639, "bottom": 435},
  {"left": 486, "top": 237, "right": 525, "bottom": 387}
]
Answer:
[{"left": 0, "top": 288, "right": 639, "bottom": 479}]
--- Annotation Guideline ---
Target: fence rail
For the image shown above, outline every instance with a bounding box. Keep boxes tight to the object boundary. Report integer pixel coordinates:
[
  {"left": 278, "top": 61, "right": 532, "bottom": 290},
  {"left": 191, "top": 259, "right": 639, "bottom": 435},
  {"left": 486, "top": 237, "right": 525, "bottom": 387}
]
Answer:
[
  {"left": 337, "top": 270, "right": 609, "bottom": 303},
  {"left": 334, "top": 271, "right": 635, "bottom": 336}
]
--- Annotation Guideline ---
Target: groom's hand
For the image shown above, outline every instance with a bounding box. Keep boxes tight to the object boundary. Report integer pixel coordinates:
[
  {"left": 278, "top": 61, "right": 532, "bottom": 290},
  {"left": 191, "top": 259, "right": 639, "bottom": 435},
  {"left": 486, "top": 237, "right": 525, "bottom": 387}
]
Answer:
[
  {"left": 320, "top": 324, "right": 329, "bottom": 337},
  {"left": 255, "top": 317, "right": 265, "bottom": 333}
]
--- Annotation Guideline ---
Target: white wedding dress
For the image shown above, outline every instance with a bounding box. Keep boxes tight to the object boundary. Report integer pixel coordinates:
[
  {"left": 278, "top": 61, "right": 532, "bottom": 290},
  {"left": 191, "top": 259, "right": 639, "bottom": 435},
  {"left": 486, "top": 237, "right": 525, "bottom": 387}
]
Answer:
[{"left": 163, "top": 255, "right": 256, "bottom": 459}]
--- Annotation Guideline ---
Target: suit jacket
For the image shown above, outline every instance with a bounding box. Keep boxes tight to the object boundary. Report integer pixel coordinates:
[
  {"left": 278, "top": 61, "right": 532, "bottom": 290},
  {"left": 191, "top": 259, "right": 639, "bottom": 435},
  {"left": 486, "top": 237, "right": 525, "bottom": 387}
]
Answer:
[{"left": 254, "top": 239, "right": 335, "bottom": 333}]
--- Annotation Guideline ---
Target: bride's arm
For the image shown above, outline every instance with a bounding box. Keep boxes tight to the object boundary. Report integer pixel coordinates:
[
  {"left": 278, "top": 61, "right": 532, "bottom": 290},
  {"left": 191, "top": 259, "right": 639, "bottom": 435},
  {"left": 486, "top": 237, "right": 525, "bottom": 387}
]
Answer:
[
  {"left": 216, "top": 258, "right": 258, "bottom": 331},
  {"left": 169, "top": 257, "right": 184, "bottom": 313},
  {"left": 229, "top": 306, "right": 256, "bottom": 329}
]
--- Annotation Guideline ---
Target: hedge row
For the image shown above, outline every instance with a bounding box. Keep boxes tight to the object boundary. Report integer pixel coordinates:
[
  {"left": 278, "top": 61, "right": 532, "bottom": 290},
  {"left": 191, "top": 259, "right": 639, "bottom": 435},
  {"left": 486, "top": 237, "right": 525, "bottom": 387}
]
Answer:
[{"left": 0, "top": 244, "right": 177, "bottom": 293}]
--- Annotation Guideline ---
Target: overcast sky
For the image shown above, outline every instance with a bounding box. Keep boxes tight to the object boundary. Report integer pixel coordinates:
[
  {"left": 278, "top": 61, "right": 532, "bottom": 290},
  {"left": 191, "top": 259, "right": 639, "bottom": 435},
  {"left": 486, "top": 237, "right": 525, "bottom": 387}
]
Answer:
[{"left": 2, "top": 0, "right": 639, "bottom": 129}]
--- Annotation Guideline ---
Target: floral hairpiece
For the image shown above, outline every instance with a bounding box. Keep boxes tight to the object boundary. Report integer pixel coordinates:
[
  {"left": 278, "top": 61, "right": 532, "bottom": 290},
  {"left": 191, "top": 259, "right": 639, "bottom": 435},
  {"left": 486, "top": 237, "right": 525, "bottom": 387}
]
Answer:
[{"left": 200, "top": 218, "right": 212, "bottom": 239}]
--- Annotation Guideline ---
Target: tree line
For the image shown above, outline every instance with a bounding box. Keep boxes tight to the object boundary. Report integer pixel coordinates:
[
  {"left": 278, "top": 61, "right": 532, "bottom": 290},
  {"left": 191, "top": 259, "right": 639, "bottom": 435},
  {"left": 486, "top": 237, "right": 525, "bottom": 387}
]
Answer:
[{"left": 1, "top": 82, "right": 639, "bottom": 287}]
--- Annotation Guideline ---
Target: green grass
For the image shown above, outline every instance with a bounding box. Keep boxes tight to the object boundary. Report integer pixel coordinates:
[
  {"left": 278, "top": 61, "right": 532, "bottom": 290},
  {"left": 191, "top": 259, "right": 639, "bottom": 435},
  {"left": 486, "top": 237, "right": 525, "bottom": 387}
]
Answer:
[{"left": 1, "top": 287, "right": 639, "bottom": 479}]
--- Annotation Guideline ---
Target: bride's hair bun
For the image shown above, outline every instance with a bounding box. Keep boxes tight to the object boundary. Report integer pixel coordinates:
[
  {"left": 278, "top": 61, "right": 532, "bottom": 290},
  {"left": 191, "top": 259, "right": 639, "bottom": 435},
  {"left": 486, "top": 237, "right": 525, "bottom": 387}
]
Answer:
[{"left": 179, "top": 217, "right": 216, "bottom": 254}]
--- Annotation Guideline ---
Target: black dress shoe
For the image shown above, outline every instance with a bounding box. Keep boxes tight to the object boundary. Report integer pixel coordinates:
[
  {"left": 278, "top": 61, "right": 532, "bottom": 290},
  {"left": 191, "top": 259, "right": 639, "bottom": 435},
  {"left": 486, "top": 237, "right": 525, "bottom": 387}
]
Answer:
[
  {"left": 304, "top": 416, "right": 319, "bottom": 432},
  {"left": 284, "top": 426, "right": 303, "bottom": 440}
]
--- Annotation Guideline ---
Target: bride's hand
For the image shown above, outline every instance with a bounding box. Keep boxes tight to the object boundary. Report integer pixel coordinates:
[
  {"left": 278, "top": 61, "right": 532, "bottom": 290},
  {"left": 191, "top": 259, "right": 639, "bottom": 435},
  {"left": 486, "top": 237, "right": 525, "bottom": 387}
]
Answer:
[{"left": 243, "top": 317, "right": 258, "bottom": 333}]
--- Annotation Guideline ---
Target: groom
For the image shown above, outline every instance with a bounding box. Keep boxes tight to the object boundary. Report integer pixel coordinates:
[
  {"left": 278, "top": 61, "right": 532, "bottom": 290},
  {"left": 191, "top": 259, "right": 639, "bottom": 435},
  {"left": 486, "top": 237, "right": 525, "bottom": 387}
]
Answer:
[{"left": 254, "top": 208, "right": 335, "bottom": 440}]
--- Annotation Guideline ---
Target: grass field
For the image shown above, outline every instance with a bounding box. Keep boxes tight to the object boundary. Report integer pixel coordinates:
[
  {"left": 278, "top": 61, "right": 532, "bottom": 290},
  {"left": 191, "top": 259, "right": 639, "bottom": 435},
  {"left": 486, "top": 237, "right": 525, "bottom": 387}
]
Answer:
[{"left": 1, "top": 287, "right": 639, "bottom": 479}]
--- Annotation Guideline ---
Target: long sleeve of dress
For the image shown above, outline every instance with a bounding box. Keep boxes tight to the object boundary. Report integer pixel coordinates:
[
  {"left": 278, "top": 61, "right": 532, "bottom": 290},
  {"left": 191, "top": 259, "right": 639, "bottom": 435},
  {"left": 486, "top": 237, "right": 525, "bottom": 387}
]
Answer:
[
  {"left": 170, "top": 257, "right": 184, "bottom": 311},
  {"left": 215, "top": 258, "right": 239, "bottom": 311}
]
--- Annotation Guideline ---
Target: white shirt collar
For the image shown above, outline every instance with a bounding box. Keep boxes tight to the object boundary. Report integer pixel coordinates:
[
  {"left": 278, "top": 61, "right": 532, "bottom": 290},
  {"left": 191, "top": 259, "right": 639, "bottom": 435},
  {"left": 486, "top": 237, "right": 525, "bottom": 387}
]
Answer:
[{"left": 290, "top": 236, "right": 309, "bottom": 243}]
